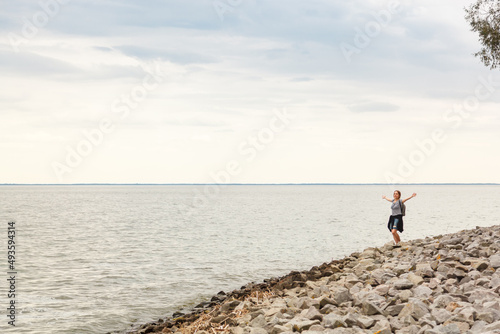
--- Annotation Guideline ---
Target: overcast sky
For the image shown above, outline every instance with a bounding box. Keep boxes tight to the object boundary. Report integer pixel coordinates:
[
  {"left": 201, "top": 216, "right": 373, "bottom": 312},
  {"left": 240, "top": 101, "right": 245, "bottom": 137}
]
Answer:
[{"left": 1, "top": 0, "right": 499, "bottom": 184}]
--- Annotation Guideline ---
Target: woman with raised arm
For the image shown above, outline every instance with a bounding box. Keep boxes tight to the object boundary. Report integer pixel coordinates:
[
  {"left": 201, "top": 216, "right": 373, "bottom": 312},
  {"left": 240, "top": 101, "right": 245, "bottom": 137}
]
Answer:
[{"left": 382, "top": 190, "right": 417, "bottom": 246}]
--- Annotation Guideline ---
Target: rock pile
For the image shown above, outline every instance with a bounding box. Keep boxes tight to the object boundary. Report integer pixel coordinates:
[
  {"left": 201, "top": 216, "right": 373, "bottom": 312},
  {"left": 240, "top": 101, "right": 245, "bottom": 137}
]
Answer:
[{"left": 125, "top": 225, "right": 500, "bottom": 334}]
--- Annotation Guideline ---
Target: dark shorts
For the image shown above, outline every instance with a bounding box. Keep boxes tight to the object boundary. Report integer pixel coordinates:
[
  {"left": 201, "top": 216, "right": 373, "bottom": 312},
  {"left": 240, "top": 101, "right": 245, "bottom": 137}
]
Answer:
[{"left": 388, "top": 215, "right": 404, "bottom": 233}]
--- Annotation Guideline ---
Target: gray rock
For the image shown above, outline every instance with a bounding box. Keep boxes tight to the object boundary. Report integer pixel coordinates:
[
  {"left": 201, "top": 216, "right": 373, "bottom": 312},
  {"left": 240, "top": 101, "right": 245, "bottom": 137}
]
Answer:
[
  {"left": 318, "top": 296, "right": 337, "bottom": 308},
  {"left": 416, "top": 263, "right": 435, "bottom": 278},
  {"left": 388, "top": 287, "right": 399, "bottom": 297},
  {"left": 237, "top": 314, "right": 252, "bottom": 326},
  {"left": 271, "top": 299, "right": 288, "bottom": 309},
  {"left": 416, "top": 324, "right": 433, "bottom": 333},
  {"left": 437, "top": 263, "right": 452, "bottom": 274},
  {"left": 305, "top": 306, "right": 323, "bottom": 321},
  {"left": 250, "top": 314, "right": 267, "bottom": 328},
  {"left": 489, "top": 276, "right": 500, "bottom": 289},
  {"left": 489, "top": 254, "right": 500, "bottom": 269},
  {"left": 268, "top": 314, "right": 284, "bottom": 327},
  {"left": 353, "top": 259, "right": 378, "bottom": 276},
  {"left": 355, "top": 314, "right": 376, "bottom": 329},
  {"left": 461, "top": 281, "right": 475, "bottom": 294},
  {"left": 322, "top": 328, "right": 358, "bottom": 334},
  {"left": 395, "top": 324, "right": 420, "bottom": 334},
  {"left": 471, "top": 260, "right": 490, "bottom": 271},
  {"left": 319, "top": 304, "right": 337, "bottom": 315},
  {"left": 431, "top": 308, "right": 452, "bottom": 324},
  {"left": 265, "top": 308, "right": 284, "bottom": 317},
  {"left": 298, "top": 297, "right": 318, "bottom": 310},
  {"left": 476, "top": 310, "right": 496, "bottom": 323},
  {"left": 446, "top": 268, "right": 467, "bottom": 280},
  {"left": 483, "top": 319, "right": 500, "bottom": 332},
  {"left": 373, "top": 284, "right": 390, "bottom": 296},
  {"left": 372, "top": 269, "right": 397, "bottom": 285},
  {"left": 442, "top": 280, "right": 459, "bottom": 293},
  {"left": 444, "top": 321, "right": 470, "bottom": 333},
  {"left": 341, "top": 313, "right": 359, "bottom": 328},
  {"left": 467, "top": 289, "right": 499, "bottom": 304},
  {"left": 329, "top": 265, "right": 342, "bottom": 273},
  {"left": 370, "top": 316, "right": 391, "bottom": 334},
  {"left": 413, "top": 285, "right": 432, "bottom": 299},
  {"left": 440, "top": 237, "right": 463, "bottom": 246},
  {"left": 398, "top": 299, "right": 429, "bottom": 320},
  {"left": 454, "top": 306, "right": 476, "bottom": 324},
  {"left": 433, "top": 323, "right": 461, "bottom": 334},
  {"left": 394, "top": 264, "right": 411, "bottom": 276},
  {"left": 221, "top": 300, "right": 241, "bottom": 313},
  {"left": 468, "top": 320, "right": 488, "bottom": 333},
  {"left": 250, "top": 309, "right": 265, "bottom": 320},
  {"left": 467, "top": 270, "right": 482, "bottom": 280},
  {"left": 361, "top": 301, "right": 384, "bottom": 316},
  {"left": 445, "top": 301, "right": 461, "bottom": 312},
  {"left": 287, "top": 319, "right": 321, "bottom": 332},
  {"left": 331, "top": 287, "right": 353, "bottom": 305},
  {"left": 407, "top": 273, "right": 424, "bottom": 286},
  {"left": 398, "top": 289, "right": 413, "bottom": 303},
  {"left": 342, "top": 313, "right": 375, "bottom": 329},
  {"left": 475, "top": 275, "right": 491, "bottom": 286},
  {"left": 307, "top": 324, "right": 326, "bottom": 331},
  {"left": 482, "top": 300, "right": 500, "bottom": 311},
  {"left": 389, "top": 316, "right": 405, "bottom": 331},
  {"left": 271, "top": 325, "right": 290, "bottom": 334},
  {"left": 348, "top": 283, "right": 362, "bottom": 295},
  {"left": 286, "top": 297, "right": 299, "bottom": 308},
  {"left": 419, "top": 313, "right": 437, "bottom": 328},
  {"left": 231, "top": 326, "right": 245, "bottom": 334},
  {"left": 433, "top": 295, "right": 455, "bottom": 308},
  {"left": 356, "top": 291, "right": 386, "bottom": 308},
  {"left": 249, "top": 328, "right": 268, "bottom": 334},
  {"left": 428, "top": 277, "right": 441, "bottom": 290},
  {"left": 360, "top": 248, "right": 379, "bottom": 259},
  {"left": 399, "top": 314, "right": 419, "bottom": 327},
  {"left": 386, "top": 304, "right": 405, "bottom": 316}
]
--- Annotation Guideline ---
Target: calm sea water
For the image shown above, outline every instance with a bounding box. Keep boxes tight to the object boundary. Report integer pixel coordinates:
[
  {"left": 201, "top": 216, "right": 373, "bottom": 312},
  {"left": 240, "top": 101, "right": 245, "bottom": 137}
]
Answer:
[{"left": 0, "top": 185, "right": 498, "bottom": 333}]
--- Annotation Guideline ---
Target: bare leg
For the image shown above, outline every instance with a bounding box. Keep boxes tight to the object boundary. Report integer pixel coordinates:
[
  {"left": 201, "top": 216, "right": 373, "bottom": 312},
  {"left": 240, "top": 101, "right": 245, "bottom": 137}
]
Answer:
[{"left": 391, "top": 229, "right": 400, "bottom": 244}]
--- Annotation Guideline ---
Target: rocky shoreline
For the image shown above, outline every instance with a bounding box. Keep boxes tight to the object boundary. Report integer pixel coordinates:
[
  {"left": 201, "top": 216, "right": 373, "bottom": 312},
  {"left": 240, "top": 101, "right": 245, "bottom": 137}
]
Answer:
[{"left": 122, "top": 225, "right": 500, "bottom": 334}]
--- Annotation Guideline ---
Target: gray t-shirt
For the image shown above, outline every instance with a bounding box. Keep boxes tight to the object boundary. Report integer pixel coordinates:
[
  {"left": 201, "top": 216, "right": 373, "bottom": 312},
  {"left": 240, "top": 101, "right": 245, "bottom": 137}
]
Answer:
[{"left": 391, "top": 200, "right": 403, "bottom": 216}]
